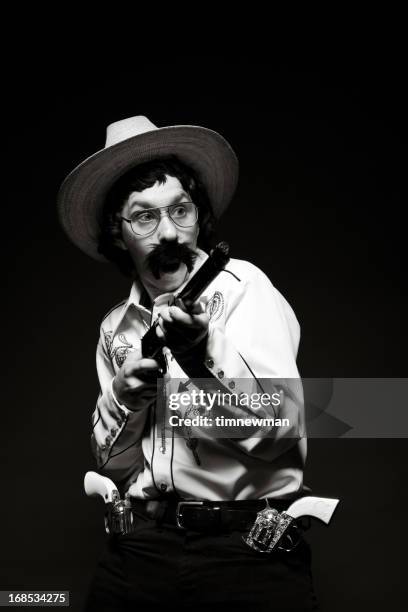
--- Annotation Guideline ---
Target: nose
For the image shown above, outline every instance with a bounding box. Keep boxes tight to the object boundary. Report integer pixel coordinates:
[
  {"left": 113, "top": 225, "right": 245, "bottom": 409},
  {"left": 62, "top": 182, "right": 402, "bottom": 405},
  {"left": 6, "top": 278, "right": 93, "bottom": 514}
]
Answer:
[{"left": 156, "top": 212, "right": 178, "bottom": 242}]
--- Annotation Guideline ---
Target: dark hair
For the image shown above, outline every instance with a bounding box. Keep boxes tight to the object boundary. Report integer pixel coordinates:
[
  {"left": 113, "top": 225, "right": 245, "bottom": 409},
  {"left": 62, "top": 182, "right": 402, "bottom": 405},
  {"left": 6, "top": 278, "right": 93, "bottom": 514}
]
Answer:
[{"left": 98, "top": 156, "right": 217, "bottom": 276}]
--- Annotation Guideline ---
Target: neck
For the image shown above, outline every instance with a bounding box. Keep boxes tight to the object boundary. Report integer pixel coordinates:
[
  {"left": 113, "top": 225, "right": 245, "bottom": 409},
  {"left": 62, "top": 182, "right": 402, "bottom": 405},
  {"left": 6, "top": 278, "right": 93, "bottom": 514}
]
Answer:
[{"left": 141, "top": 266, "right": 190, "bottom": 303}]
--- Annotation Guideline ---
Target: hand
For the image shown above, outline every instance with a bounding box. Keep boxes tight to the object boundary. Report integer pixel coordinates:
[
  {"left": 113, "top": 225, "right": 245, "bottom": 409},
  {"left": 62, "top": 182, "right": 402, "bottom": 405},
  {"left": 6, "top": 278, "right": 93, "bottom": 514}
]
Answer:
[
  {"left": 155, "top": 298, "right": 209, "bottom": 357},
  {"left": 112, "top": 346, "right": 160, "bottom": 409}
]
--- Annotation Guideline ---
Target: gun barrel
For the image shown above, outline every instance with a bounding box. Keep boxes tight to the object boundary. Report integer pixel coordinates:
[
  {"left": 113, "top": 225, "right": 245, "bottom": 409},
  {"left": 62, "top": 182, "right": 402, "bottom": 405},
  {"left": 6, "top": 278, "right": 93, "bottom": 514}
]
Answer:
[{"left": 177, "top": 241, "right": 230, "bottom": 309}]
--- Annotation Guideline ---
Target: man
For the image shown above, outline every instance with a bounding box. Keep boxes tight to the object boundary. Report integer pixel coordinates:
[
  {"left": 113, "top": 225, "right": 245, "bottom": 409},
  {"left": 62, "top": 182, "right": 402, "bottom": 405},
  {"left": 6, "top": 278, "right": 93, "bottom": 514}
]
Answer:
[{"left": 58, "top": 116, "right": 314, "bottom": 611}]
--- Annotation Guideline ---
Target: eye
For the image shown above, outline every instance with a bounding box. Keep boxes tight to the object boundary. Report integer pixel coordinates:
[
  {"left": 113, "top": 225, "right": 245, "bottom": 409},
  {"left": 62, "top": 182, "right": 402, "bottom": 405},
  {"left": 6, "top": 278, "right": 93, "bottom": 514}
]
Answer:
[
  {"left": 134, "top": 211, "right": 156, "bottom": 224},
  {"left": 171, "top": 204, "right": 189, "bottom": 217}
]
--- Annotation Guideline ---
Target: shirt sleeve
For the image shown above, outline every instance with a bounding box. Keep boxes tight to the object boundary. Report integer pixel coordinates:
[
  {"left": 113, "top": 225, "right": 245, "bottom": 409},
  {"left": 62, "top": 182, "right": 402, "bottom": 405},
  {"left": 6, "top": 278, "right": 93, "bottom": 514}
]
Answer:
[
  {"left": 200, "top": 262, "right": 305, "bottom": 460},
  {"left": 91, "top": 324, "right": 155, "bottom": 488}
]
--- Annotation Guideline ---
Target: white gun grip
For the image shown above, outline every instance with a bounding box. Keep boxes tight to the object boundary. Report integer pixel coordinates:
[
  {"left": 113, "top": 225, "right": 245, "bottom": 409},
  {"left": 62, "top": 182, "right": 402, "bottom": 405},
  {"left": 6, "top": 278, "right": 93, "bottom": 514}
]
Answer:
[
  {"left": 286, "top": 496, "right": 339, "bottom": 524},
  {"left": 84, "top": 471, "right": 119, "bottom": 504}
]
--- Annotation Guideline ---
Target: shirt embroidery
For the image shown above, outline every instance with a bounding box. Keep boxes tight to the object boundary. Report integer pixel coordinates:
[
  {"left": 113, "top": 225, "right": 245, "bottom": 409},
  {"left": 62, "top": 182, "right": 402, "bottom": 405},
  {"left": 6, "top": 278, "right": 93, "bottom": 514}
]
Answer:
[
  {"left": 183, "top": 404, "right": 202, "bottom": 466},
  {"left": 206, "top": 291, "right": 224, "bottom": 321},
  {"left": 103, "top": 330, "right": 113, "bottom": 354},
  {"left": 104, "top": 330, "right": 134, "bottom": 367}
]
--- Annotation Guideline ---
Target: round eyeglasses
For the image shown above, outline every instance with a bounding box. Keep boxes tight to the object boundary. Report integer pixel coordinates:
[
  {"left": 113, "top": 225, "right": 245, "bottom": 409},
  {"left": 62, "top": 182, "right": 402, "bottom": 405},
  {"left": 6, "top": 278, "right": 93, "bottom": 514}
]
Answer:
[{"left": 121, "top": 201, "right": 198, "bottom": 237}]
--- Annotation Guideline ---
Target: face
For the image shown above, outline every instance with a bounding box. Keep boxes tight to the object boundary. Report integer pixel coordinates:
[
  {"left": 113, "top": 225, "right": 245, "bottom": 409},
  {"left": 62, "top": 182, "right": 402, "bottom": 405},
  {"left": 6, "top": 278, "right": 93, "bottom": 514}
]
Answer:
[{"left": 120, "top": 175, "right": 199, "bottom": 298}]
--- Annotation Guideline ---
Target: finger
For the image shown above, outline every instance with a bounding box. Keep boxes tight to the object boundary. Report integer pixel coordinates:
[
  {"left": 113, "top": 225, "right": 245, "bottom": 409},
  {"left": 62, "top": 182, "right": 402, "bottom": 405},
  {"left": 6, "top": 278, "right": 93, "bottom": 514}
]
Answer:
[
  {"left": 170, "top": 307, "right": 209, "bottom": 328},
  {"left": 176, "top": 298, "right": 207, "bottom": 315},
  {"left": 155, "top": 323, "right": 165, "bottom": 340},
  {"left": 168, "top": 306, "right": 195, "bottom": 326},
  {"left": 123, "top": 345, "right": 143, "bottom": 361},
  {"left": 156, "top": 313, "right": 177, "bottom": 336},
  {"left": 157, "top": 307, "right": 173, "bottom": 325},
  {"left": 158, "top": 316, "right": 189, "bottom": 342},
  {"left": 164, "top": 310, "right": 209, "bottom": 336},
  {"left": 187, "top": 304, "right": 209, "bottom": 325},
  {"left": 175, "top": 297, "right": 187, "bottom": 312},
  {"left": 156, "top": 315, "right": 188, "bottom": 345},
  {"left": 191, "top": 312, "right": 210, "bottom": 327},
  {"left": 188, "top": 300, "right": 206, "bottom": 315},
  {"left": 131, "top": 358, "right": 161, "bottom": 373}
]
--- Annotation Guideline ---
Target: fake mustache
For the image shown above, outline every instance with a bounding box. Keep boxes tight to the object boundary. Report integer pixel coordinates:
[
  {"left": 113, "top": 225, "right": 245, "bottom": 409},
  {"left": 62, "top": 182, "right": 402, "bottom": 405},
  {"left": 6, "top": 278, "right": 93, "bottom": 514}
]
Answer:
[{"left": 146, "top": 241, "right": 197, "bottom": 279}]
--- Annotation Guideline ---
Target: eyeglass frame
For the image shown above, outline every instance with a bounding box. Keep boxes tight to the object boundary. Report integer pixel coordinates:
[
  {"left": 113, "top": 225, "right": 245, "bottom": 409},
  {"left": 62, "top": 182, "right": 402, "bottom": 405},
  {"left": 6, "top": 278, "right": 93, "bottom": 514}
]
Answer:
[{"left": 121, "top": 201, "right": 199, "bottom": 237}]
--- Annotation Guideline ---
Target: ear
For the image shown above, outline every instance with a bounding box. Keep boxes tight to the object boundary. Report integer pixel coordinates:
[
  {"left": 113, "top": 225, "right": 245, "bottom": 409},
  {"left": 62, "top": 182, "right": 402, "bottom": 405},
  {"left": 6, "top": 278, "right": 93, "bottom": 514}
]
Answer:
[
  {"left": 114, "top": 236, "right": 128, "bottom": 251},
  {"left": 111, "top": 219, "right": 128, "bottom": 251}
]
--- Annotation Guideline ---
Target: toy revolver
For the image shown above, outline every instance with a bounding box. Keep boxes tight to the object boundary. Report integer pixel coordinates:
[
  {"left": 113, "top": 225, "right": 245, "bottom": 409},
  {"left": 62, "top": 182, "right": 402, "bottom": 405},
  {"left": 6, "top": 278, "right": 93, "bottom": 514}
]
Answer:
[
  {"left": 243, "top": 496, "right": 339, "bottom": 553},
  {"left": 141, "top": 241, "right": 230, "bottom": 361},
  {"left": 84, "top": 471, "right": 133, "bottom": 535}
]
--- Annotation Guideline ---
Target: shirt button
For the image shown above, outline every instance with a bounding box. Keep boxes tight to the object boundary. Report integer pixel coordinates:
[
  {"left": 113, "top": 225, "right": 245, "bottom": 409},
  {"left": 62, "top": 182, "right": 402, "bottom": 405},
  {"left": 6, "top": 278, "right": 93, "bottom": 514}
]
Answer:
[
  {"left": 206, "top": 358, "right": 214, "bottom": 368},
  {"left": 160, "top": 483, "right": 168, "bottom": 492},
  {"left": 110, "top": 428, "right": 117, "bottom": 437},
  {"left": 228, "top": 381, "right": 235, "bottom": 389},
  {"left": 217, "top": 370, "right": 224, "bottom": 379}
]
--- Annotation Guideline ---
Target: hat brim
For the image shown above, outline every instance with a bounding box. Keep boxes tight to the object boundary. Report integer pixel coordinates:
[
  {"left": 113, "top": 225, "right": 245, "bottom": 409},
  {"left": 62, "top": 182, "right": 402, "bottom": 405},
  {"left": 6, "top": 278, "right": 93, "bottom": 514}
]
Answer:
[{"left": 57, "top": 125, "right": 239, "bottom": 261}]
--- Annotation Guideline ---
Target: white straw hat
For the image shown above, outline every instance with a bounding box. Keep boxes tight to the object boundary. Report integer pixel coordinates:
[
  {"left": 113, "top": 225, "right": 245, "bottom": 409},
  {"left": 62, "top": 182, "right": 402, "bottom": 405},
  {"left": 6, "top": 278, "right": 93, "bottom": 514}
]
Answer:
[{"left": 57, "top": 115, "right": 239, "bottom": 261}]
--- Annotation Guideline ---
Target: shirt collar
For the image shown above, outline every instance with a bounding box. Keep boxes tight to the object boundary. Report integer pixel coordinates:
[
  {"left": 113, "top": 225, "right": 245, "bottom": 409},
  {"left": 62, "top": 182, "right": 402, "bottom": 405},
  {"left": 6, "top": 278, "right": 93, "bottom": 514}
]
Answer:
[{"left": 112, "top": 248, "right": 209, "bottom": 335}]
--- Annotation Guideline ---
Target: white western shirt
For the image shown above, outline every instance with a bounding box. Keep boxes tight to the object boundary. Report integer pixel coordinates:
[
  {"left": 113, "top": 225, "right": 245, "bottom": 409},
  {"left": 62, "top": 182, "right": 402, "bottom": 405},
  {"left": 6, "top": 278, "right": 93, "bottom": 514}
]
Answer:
[{"left": 91, "top": 249, "right": 306, "bottom": 501}]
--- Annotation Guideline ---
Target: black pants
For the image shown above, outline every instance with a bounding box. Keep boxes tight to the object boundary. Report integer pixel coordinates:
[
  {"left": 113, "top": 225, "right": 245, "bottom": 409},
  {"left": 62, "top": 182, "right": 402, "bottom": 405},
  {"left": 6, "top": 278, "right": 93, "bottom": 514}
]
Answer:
[{"left": 84, "top": 515, "right": 318, "bottom": 611}]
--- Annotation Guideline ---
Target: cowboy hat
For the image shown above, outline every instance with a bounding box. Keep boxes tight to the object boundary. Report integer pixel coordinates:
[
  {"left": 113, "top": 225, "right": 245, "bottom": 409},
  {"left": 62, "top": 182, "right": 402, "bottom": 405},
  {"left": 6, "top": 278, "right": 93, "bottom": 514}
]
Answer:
[{"left": 57, "top": 115, "right": 239, "bottom": 261}]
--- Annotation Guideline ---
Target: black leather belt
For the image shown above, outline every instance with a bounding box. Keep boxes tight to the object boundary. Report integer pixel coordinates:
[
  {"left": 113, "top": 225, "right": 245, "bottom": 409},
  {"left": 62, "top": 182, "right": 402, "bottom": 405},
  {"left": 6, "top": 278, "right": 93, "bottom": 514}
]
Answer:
[{"left": 129, "top": 497, "right": 292, "bottom": 532}]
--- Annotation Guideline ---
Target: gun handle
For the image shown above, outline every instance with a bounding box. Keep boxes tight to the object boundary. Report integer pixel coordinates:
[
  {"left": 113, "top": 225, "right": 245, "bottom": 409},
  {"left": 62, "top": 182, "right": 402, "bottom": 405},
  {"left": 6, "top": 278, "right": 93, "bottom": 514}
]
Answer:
[
  {"left": 84, "top": 471, "right": 119, "bottom": 504},
  {"left": 287, "top": 496, "right": 339, "bottom": 524}
]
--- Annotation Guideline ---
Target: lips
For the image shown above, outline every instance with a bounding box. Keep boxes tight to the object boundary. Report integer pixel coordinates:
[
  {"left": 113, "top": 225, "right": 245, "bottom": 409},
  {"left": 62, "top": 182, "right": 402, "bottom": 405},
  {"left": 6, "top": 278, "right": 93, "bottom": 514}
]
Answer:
[{"left": 160, "top": 259, "right": 182, "bottom": 273}]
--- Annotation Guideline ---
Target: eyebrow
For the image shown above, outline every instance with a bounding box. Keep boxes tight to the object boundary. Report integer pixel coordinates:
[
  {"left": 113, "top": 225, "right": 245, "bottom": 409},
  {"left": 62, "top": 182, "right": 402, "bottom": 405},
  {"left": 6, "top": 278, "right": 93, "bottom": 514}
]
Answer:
[{"left": 128, "top": 192, "right": 190, "bottom": 213}]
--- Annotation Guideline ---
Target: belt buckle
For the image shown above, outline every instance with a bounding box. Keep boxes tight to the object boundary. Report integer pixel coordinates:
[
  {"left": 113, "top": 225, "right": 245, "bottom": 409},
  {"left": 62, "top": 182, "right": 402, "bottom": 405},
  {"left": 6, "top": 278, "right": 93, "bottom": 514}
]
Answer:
[{"left": 176, "top": 501, "right": 204, "bottom": 529}]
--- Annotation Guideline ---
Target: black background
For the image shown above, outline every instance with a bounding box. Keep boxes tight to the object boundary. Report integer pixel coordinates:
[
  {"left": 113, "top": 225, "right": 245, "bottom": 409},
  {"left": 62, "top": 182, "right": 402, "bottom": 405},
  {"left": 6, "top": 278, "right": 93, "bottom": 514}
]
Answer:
[{"left": 3, "top": 52, "right": 407, "bottom": 610}]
